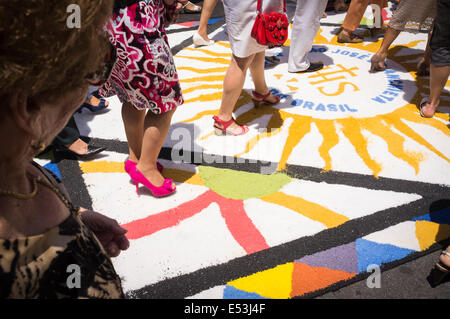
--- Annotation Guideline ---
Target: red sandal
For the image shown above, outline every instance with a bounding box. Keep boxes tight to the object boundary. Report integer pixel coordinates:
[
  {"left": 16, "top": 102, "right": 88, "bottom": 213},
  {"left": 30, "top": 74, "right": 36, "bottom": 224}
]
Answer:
[
  {"left": 213, "top": 115, "right": 249, "bottom": 136},
  {"left": 252, "top": 90, "right": 281, "bottom": 107}
]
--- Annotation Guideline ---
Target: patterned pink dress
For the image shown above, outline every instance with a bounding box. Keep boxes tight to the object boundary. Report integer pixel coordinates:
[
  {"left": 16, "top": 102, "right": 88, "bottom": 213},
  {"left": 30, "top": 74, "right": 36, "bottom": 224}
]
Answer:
[{"left": 100, "top": 0, "right": 183, "bottom": 114}]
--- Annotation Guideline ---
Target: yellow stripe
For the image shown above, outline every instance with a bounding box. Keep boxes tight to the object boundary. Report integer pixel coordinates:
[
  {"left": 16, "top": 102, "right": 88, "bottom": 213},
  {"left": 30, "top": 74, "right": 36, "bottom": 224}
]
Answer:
[
  {"left": 183, "top": 47, "right": 232, "bottom": 57},
  {"left": 79, "top": 161, "right": 124, "bottom": 174},
  {"left": 177, "top": 66, "right": 228, "bottom": 74},
  {"left": 215, "top": 41, "right": 231, "bottom": 49},
  {"left": 261, "top": 192, "right": 349, "bottom": 229},
  {"left": 180, "top": 75, "right": 224, "bottom": 83},
  {"left": 79, "top": 161, "right": 204, "bottom": 186},
  {"left": 199, "top": 131, "right": 215, "bottom": 141},
  {"left": 183, "top": 92, "right": 223, "bottom": 104},
  {"left": 176, "top": 55, "right": 231, "bottom": 65},
  {"left": 182, "top": 109, "right": 218, "bottom": 123},
  {"left": 182, "top": 84, "right": 223, "bottom": 95}
]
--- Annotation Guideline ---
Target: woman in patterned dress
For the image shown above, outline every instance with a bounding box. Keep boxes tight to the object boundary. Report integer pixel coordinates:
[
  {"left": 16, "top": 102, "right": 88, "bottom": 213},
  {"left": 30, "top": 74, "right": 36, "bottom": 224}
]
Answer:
[
  {"left": 100, "top": 0, "right": 187, "bottom": 197},
  {"left": 0, "top": 0, "right": 129, "bottom": 298}
]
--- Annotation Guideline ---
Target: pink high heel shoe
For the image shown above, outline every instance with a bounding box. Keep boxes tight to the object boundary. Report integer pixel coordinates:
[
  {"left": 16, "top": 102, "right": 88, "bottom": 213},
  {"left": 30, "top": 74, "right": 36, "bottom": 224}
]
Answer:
[
  {"left": 124, "top": 159, "right": 163, "bottom": 178},
  {"left": 131, "top": 168, "right": 176, "bottom": 197}
]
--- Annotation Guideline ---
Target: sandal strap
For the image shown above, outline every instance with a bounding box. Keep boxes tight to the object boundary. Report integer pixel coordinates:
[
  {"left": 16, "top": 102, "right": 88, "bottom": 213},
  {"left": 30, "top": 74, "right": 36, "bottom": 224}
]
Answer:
[
  {"left": 252, "top": 90, "right": 271, "bottom": 100},
  {"left": 441, "top": 251, "right": 450, "bottom": 258},
  {"left": 213, "top": 115, "right": 235, "bottom": 130}
]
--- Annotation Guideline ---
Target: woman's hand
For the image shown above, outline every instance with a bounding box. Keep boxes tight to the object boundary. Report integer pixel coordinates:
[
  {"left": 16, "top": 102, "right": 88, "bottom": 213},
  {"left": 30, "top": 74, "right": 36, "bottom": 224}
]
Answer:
[{"left": 79, "top": 208, "right": 130, "bottom": 258}]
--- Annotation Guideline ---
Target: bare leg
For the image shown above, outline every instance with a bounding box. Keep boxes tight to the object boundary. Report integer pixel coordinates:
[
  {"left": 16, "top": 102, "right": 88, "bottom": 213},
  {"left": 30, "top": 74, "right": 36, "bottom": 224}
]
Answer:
[
  {"left": 217, "top": 54, "right": 254, "bottom": 134},
  {"left": 136, "top": 109, "right": 176, "bottom": 187},
  {"left": 418, "top": 30, "right": 432, "bottom": 75},
  {"left": 340, "top": 0, "right": 369, "bottom": 40},
  {"left": 122, "top": 101, "right": 146, "bottom": 163},
  {"left": 421, "top": 64, "right": 450, "bottom": 117},
  {"left": 197, "top": 0, "right": 218, "bottom": 41},
  {"left": 248, "top": 51, "right": 279, "bottom": 103}
]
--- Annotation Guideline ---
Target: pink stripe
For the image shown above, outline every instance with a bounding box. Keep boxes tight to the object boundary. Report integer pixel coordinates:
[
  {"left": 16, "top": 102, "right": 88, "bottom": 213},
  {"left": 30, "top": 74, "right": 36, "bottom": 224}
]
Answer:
[{"left": 121, "top": 190, "right": 269, "bottom": 254}]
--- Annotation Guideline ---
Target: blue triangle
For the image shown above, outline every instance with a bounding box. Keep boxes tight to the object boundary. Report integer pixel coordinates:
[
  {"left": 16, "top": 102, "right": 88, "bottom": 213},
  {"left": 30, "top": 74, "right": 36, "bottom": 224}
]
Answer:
[
  {"left": 355, "top": 239, "right": 415, "bottom": 273},
  {"left": 412, "top": 207, "right": 450, "bottom": 225},
  {"left": 43, "top": 162, "right": 62, "bottom": 180},
  {"left": 223, "top": 285, "right": 267, "bottom": 299}
]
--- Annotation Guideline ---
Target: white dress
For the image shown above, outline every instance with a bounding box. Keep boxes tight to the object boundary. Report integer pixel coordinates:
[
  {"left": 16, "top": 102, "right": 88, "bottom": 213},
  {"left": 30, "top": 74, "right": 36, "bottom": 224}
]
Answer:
[{"left": 223, "top": 0, "right": 285, "bottom": 58}]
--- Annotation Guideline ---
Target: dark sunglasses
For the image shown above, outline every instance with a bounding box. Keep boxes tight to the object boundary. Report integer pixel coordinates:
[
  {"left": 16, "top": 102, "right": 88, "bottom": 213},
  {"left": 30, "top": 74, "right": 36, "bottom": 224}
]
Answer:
[{"left": 85, "top": 41, "right": 117, "bottom": 86}]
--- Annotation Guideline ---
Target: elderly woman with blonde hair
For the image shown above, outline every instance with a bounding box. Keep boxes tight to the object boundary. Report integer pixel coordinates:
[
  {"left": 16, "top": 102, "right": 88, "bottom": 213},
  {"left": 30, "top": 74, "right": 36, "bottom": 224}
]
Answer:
[{"left": 0, "top": 0, "right": 129, "bottom": 298}]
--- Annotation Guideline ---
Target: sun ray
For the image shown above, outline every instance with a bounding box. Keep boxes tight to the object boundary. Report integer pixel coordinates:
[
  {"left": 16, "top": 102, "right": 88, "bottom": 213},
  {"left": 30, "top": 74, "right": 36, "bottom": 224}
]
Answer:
[
  {"left": 182, "top": 109, "right": 218, "bottom": 123},
  {"left": 183, "top": 91, "right": 223, "bottom": 104},
  {"left": 261, "top": 192, "right": 350, "bottom": 229},
  {"left": 383, "top": 116, "right": 450, "bottom": 163},
  {"left": 362, "top": 117, "right": 423, "bottom": 174},
  {"left": 315, "top": 119, "right": 340, "bottom": 171},
  {"left": 215, "top": 41, "right": 231, "bottom": 49},
  {"left": 396, "top": 106, "right": 450, "bottom": 135},
  {"left": 172, "top": 27, "right": 448, "bottom": 181},
  {"left": 337, "top": 117, "right": 383, "bottom": 177},
  {"left": 182, "top": 84, "right": 223, "bottom": 94},
  {"left": 176, "top": 55, "right": 231, "bottom": 65},
  {"left": 277, "top": 117, "right": 313, "bottom": 171},
  {"left": 179, "top": 74, "right": 225, "bottom": 83}
]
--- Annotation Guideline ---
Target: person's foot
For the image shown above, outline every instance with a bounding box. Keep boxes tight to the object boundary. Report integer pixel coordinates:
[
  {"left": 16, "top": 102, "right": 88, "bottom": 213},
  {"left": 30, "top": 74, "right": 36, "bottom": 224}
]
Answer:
[
  {"left": 440, "top": 248, "right": 450, "bottom": 268},
  {"left": 337, "top": 29, "right": 363, "bottom": 43},
  {"left": 57, "top": 139, "right": 106, "bottom": 160},
  {"left": 135, "top": 165, "right": 175, "bottom": 190},
  {"left": 66, "top": 138, "right": 89, "bottom": 155},
  {"left": 182, "top": 1, "right": 202, "bottom": 13},
  {"left": 213, "top": 115, "right": 249, "bottom": 136},
  {"left": 419, "top": 97, "right": 439, "bottom": 118},
  {"left": 290, "top": 62, "right": 324, "bottom": 73},
  {"left": 193, "top": 32, "right": 214, "bottom": 47},
  {"left": 87, "top": 95, "right": 109, "bottom": 108}
]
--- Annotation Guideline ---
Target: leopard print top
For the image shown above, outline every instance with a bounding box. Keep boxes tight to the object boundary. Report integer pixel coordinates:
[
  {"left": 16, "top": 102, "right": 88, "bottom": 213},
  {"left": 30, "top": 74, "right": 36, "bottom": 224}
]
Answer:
[{"left": 0, "top": 163, "right": 124, "bottom": 298}]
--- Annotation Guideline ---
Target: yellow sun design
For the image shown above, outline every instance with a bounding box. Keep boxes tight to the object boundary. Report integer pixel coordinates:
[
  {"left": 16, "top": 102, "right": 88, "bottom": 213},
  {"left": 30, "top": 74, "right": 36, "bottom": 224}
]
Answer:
[{"left": 175, "top": 28, "right": 450, "bottom": 178}]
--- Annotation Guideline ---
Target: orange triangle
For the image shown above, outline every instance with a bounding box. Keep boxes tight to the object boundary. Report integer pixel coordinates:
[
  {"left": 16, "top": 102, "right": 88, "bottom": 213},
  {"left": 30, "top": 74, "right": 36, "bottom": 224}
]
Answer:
[{"left": 290, "top": 263, "right": 356, "bottom": 298}]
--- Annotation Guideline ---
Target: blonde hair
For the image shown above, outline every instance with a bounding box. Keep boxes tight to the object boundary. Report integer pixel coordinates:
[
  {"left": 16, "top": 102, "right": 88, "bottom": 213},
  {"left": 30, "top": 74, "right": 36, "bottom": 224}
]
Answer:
[{"left": 0, "top": 0, "right": 113, "bottom": 102}]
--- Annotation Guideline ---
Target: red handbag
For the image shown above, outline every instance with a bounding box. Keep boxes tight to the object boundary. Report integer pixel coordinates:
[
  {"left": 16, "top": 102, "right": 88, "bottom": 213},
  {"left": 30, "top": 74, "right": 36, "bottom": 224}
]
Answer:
[{"left": 251, "top": 0, "right": 289, "bottom": 47}]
